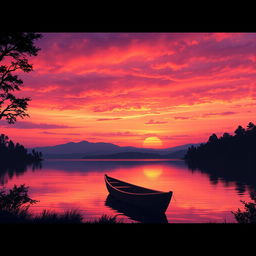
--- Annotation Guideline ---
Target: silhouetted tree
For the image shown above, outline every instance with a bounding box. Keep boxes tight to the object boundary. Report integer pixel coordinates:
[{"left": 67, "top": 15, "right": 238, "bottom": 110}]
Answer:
[
  {"left": 247, "top": 122, "right": 255, "bottom": 130},
  {"left": 208, "top": 133, "right": 218, "bottom": 143},
  {"left": 185, "top": 122, "right": 256, "bottom": 179},
  {"left": 232, "top": 192, "right": 256, "bottom": 223},
  {"left": 0, "top": 32, "right": 42, "bottom": 124},
  {"left": 8, "top": 140, "right": 15, "bottom": 152},
  {"left": 222, "top": 132, "right": 232, "bottom": 140},
  {"left": 234, "top": 125, "right": 246, "bottom": 137},
  {"left": 185, "top": 122, "right": 256, "bottom": 164},
  {"left": 0, "top": 133, "right": 42, "bottom": 164},
  {"left": 0, "top": 184, "right": 38, "bottom": 215},
  {"left": 184, "top": 122, "right": 256, "bottom": 194}
]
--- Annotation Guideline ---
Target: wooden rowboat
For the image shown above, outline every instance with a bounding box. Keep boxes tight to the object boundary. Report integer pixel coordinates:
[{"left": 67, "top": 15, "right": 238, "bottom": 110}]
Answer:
[{"left": 104, "top": 174, "right": 173, "bottom": 213}]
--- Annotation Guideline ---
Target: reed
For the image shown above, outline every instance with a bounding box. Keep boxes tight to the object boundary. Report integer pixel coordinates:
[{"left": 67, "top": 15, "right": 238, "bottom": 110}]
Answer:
[
  {"left": 85, "top": 214, "right": 124, "bottom": 224},
  {"left": 32, "top": 209, "right": 84, "bottom": 224},
  {"left": 0, "top": 208, "right": 127, "bottom": 224}
]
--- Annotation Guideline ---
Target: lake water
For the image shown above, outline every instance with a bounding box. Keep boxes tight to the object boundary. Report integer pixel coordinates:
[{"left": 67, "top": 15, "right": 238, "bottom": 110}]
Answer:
[{"left": 0, "top": 159, "right": 253, "bottom": 223}]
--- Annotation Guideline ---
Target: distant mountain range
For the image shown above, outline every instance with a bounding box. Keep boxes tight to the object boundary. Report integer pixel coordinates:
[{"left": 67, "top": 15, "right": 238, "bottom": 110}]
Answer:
[
  {"left": 82, "top": 150, "right": 188, "bottom": 159},
  {"left": 31, "top": 140, "right": 199, "bottom": 159}
]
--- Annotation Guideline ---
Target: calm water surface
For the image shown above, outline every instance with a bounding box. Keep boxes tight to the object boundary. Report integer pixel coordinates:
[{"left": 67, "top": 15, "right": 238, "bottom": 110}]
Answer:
[{"left": 1, "top": 159, "right": 253, "bottom": 223}]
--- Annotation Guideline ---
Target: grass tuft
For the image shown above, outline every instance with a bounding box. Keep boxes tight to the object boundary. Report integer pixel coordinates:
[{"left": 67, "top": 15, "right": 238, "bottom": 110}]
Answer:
[
  {"left": 85, "top": 214, "right": 124, "bottom": 224},
  {"left": 32, "top": 209, "right": 84, "bottom": 224}
]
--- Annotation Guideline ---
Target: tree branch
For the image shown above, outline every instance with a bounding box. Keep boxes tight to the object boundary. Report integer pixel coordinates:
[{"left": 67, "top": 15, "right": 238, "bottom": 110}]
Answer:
[
  {"left": 0, "top": 104, "right": 11, "bottom": 119},
  {"left": 0, "top": 32, "right": 42, "bottom": 124},
  {"left": 0, "top": 45, "right": 16, "bottom": 62}
]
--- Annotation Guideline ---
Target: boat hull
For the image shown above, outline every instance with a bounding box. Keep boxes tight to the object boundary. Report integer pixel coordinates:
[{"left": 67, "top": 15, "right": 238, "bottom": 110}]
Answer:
[{"left": 105, "top": 175, "right": 172, "bottom": 213}]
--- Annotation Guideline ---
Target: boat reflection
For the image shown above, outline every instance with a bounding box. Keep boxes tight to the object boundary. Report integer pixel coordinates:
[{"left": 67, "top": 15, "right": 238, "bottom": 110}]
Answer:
[{"left": 105, "top": 194, "right": 169, "bottom": 223}]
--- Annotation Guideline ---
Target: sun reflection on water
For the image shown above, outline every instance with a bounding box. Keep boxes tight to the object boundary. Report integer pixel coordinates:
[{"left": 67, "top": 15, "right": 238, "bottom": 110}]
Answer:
[{"left": 143, "top": 167, "right": 163, "bottom": 179}]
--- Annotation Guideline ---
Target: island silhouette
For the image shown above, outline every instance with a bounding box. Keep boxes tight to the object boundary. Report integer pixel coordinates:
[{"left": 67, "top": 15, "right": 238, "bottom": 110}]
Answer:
[{"left": 184, "top": 122, "right": 256, "bottom": 194}]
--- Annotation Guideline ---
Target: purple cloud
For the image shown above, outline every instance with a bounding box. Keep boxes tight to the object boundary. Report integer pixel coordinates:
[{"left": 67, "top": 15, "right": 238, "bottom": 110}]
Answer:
[
  {"left": 40, "top": 131, "right": 81, "bottom": 135},
  {"left": 0, "top": 121, "right": 76, "bottom": 129}
]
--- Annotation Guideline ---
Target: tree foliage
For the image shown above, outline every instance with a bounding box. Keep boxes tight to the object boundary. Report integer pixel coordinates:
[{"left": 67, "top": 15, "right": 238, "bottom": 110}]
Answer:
[
  {"left": 0, "top": 184, "right": 38, "bottom": 222},
  {"left": 232, "top": 192, "right": 256, "bottom": 223},
  {"left": 184, "top": 122, "right": 256, "bottom": 196},
  {"left": 0, "top": 32, "right": 42, "bottom": 124},
  {"left": 184, "top": 122, "right": 256, "bottom": 165},
  {"left": 0, "top": 133, "right": 42, "bottom": 163},
  {"left": 0, "top": 184, "right": 38, "bottom": 214}
]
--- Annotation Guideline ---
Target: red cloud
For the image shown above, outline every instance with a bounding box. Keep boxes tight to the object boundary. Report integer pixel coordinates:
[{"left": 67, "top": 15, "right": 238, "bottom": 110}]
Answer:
[
  {"left": 40, "top": 131, "right": 81, "bottom": 135},
  {"left": 145, "top": 119, "right": 168, "bottom": 124},
  {"left": 93, "top": 103, "right": 144, "bottom": 113},
  {"left": 201, "top": 111, "right": 237, "bottom": 117},
  {"left": 96, "top": 118, "right": 122, "bottom": 121},
  {"left": 6, "top": 32, "right": 256, "bottom": 147},
  {"left": 174, "top": 116, "right": 190, "bottom": 120}
]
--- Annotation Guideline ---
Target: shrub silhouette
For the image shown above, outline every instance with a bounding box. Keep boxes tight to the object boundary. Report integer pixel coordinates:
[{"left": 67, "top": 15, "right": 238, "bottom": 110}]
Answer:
[
  {"left": 0, "top": 184, "right": 38, "bottom": 223},
  {"left": 232, "top": 192, "right": 256, "bottom": 223}
]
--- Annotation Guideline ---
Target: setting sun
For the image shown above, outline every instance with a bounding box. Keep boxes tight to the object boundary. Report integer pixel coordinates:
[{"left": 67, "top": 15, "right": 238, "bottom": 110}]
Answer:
[{"left": 143, "top": 136, "right": 163, "bottom": 148}]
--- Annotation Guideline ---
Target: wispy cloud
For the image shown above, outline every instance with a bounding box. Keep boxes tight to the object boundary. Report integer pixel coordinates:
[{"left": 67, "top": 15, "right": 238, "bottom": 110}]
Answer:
[
  {"left": 40, "top": 131, "right": 81, "bottom": 135},
  {"left": 96, "top": 118, "right": 123, "bottom": 121},
  {"left": 201, "top": 111, "right": 237, "bottom": 117},
  {"left": 173, "top": 111, "right": 237, "bottom": 120},
  {"left": 145, "top": 119, "right": 168, "bottom": 124},
  {"left": 173, "top": 116, "right": 190, "bottom": 120},
  {"left": 0, "top": 121, "right": 76, "bottom": 129}
]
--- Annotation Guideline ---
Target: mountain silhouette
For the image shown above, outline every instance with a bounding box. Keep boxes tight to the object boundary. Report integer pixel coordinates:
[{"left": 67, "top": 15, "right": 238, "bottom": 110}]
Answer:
[
  {"left": 83, "top": 151, "right": 166, "bottom": 159},
  {"left": 83, "top": 150, "right": 188, "bottom": 159},
  {"left": 32, "top": 141, "right": 197, "bottom": 159}
]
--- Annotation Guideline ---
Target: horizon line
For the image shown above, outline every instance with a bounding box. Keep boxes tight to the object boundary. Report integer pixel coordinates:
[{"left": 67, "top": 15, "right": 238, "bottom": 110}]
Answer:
[{"left": 28, "top": 139, "right": 200, "bottom": 150}]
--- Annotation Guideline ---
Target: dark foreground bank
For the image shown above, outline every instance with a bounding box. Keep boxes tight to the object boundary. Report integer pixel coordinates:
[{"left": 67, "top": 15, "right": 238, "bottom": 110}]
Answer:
[{"left": 0, "top": 184, "right": 125, "bottom": 224}]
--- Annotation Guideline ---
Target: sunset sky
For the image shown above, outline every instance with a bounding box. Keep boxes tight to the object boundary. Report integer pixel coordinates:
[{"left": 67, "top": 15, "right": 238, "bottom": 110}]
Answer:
[{"left": 1, "top": 32, "right": 256, "bottom": 148}]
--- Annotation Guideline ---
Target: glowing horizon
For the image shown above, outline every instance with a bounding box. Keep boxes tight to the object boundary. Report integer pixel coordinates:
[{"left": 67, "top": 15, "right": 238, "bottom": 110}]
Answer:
[{"left": 1, "top": 32, "right": 256, "bottom": 148}]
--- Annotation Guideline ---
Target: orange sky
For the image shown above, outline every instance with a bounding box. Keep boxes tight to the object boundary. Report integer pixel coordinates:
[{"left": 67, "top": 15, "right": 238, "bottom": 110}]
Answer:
[{"left": 1, "top": 32, "right": 256, "bottom": 148}]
